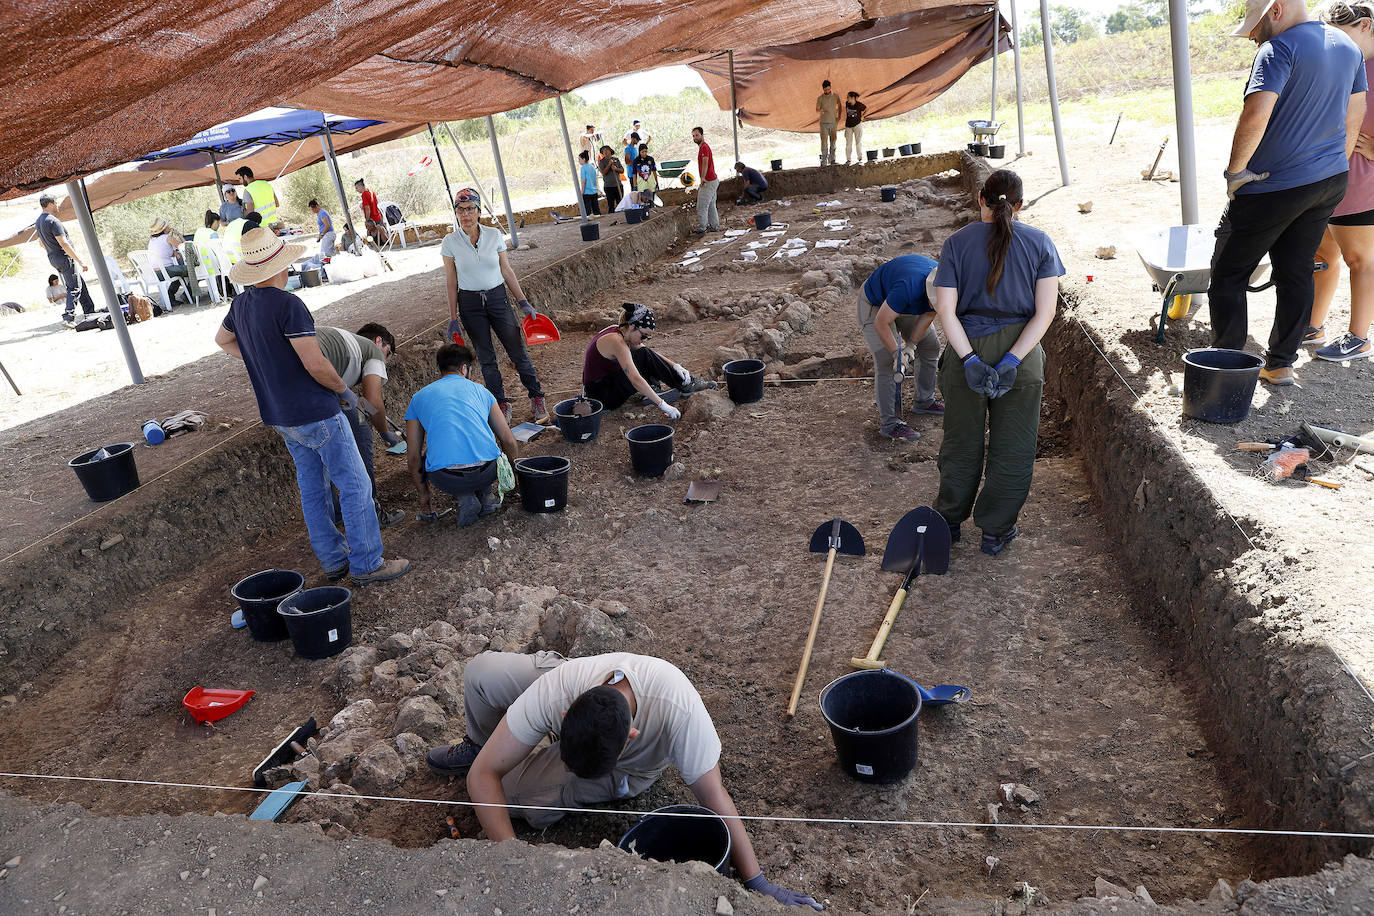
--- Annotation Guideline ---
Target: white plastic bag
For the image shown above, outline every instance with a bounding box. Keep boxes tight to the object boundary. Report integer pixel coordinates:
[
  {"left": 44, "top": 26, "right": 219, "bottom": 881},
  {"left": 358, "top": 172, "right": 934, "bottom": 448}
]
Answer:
[{"left": 327, "top": 252, "right": 364, "bottom": 283}]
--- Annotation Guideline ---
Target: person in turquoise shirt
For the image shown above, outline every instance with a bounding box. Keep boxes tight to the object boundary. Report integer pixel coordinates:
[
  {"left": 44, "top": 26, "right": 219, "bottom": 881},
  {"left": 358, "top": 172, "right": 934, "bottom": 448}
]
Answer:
[{"left": 578, "top": 150, "right": 600, "bottom": 215}]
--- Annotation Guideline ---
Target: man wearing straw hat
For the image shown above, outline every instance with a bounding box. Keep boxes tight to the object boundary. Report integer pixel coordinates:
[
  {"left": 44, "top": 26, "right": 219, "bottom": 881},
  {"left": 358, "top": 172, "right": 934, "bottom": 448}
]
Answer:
[{"left": 214, "top": 228, "right": 410, "bottom": 586}]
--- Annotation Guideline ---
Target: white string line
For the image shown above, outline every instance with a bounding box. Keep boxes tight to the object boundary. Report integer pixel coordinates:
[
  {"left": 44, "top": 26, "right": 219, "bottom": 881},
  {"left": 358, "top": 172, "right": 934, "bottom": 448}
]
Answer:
[
  {"left": 1072, "top": 316, "right": 1374, "bottom": 709},
  {"left": 2, "top": 771, "right": 1371, "bottom": 840}
]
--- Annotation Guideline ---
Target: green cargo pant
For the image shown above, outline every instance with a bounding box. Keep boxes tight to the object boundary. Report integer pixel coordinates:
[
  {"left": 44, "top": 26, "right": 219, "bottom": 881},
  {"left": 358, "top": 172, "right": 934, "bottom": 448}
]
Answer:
[{"left": 933, "top": 322, "right": 1045, "bottom": 538}]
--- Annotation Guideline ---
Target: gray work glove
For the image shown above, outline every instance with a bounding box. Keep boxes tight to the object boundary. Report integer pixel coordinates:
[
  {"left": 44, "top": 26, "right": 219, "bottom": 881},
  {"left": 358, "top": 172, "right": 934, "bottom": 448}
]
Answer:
[
  {"left": 961, "top": 353, "right": 998, "bottom": 398},
  {"left": 381, "top": 429, "right": 402, "bottom": 446},
  {"left": 744, "top": 872, "right": 823, "bottom": 910},
  {"left": 517, "top": 299, "right": 536, "bottom": 320},
  {"left": 338, "top": 388, "right": 359, "bottom": 411},
  {"left": 1224, "top": 168, "right": 1268, "bottom": 200},
  {"left": 446, "top": 318, "right": 464, "bottom": 342}
]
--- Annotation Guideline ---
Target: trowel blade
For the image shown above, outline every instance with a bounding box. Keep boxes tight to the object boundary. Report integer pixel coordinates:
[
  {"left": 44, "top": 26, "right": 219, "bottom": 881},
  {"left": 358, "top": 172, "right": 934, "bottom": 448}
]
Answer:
[{"left": 881, "top": 507, "right": 950, "bottom": 575}]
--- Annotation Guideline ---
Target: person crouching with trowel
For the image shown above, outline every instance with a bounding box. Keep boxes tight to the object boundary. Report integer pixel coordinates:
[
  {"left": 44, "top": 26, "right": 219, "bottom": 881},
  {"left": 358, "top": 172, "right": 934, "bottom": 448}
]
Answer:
[
  {"left": 581, "top": 303, "right": 716, "bottom": 420},
  {"left": 427, "top": 651, "right": 823, "bottom": 909},
  {"left": 858, "top": 254, "right": 944, "bottom": 441}
]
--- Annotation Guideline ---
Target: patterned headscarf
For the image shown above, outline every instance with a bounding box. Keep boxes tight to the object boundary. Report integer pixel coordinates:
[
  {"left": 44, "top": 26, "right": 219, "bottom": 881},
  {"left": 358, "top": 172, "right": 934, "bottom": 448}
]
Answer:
[
  {"left": 623, "top": 303, "right": 656, "bottom": 331},
  {"left": 454, "top": 188, "right": 481, "bottom": 206}
]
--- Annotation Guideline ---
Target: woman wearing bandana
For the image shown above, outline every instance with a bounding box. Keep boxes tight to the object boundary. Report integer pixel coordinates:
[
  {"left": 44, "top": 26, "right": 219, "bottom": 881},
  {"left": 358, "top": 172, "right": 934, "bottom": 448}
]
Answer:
[{"left": 581, "top": 304, "right": 716, "bottom": 419}]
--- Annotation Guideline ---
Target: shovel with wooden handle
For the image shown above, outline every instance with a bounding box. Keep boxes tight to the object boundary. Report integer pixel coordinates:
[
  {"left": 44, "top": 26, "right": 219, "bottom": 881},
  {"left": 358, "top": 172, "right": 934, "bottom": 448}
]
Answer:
[
  {"left": 852, "top": 507, "right": 950, "bottom": 670},
  {"left": 785, "top": 518, "right": 865, "bottom": 717}
]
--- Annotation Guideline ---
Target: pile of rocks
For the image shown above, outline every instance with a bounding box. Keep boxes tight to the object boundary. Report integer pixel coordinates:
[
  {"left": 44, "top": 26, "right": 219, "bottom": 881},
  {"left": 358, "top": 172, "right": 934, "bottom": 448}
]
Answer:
[{"left": 268, "top": 584, "right": 649, "bottom": 836}]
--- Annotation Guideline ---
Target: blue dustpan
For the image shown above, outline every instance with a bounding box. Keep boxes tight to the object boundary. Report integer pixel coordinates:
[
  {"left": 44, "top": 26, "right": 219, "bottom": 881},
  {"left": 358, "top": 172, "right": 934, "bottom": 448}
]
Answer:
[{"left": 915, "top": 683, "right": 970, "bottom": 706}]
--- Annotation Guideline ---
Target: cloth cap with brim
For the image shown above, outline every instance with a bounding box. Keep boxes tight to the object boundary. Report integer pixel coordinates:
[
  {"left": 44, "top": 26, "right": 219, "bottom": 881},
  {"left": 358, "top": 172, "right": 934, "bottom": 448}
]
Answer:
[
  {"left": 1232, "top": 0, "right": 1278, "bottom": 36},
  {"left": 229, "top": 228, "right": 307, "bottom": 286},
  {"left": 149, "top": 217, "right": 171, "bottom": 235}
]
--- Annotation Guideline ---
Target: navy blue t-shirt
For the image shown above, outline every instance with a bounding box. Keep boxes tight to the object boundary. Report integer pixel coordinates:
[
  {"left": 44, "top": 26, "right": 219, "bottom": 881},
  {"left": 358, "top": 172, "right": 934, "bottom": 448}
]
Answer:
[
  {"left": 741, "top": 166, "right": 768, "bottom": 189},
  {"left": 934, "top": 222, "right": 1064, "bottom": 339},
  {"left": 863, "top": 254, "right": 937, "bottom": 315},
  {"left": 35, "top": 212, "right": 65, "bottom": 255},
  {"left": 1242, "top": 21, "right": 1366, "bottom": 195},
  {"left": 222, "top": 286, "right": 340, "bottom": 428}
]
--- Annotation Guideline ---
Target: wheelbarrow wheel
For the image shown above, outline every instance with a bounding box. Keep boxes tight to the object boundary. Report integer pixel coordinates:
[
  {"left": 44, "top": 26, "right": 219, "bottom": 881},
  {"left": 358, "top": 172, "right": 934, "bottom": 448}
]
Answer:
[{"left": 1167, "top": 293, "right": 1192, "bottom": 320}]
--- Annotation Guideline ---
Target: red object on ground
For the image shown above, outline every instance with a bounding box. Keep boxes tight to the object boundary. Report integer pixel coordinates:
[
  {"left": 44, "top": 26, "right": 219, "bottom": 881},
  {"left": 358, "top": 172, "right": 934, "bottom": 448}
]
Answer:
[
  {"left": 183, "top": 687, "right": 255, "bottom": 724},
  {"left": 523, "top": 313, "right": 561, "bottom": 346}
]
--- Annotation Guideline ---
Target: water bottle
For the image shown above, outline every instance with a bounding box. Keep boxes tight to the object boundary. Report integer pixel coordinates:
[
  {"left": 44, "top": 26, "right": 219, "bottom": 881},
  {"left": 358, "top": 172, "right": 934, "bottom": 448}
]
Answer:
[{"left": 142, "top": 420, "right": 165, "bottom": 445}]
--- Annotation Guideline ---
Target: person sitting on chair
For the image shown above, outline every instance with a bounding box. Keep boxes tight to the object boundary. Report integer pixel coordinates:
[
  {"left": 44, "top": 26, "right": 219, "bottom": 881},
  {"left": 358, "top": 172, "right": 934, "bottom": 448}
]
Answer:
[
  {"left": 148, "top": 217, "right": 192, "bottom": 306},
  {"left": 581, "top": 303, "right": 715, "bottom": 419}
]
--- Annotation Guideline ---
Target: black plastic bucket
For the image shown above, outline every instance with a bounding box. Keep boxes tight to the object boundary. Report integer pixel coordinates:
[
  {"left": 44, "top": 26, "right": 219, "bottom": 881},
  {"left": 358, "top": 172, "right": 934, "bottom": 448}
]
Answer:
[
  {"left": 618, "top": 804, "right": 731, "bottom": 874},
  {"left": 277, "top": 586, "right": 352, "bottom": 659},
  {"left": 770, "top": 159, "right": 783, "bottom": 171},
  {"left": 723, "top": 358, "right": 765, "bottom": 404},
  {"left": 971, "top": 142, "right": 989, "bottom": 156},
  {"left": 898, "top": 144, "right": 913, "bottom": 156},
  {"left": 626, "top": 208, "right": 645, "bottom": 225},
  {"left": 910, "top": 142, "right": 922, "bottom": 154},
  {"left": 626, "top": 424, "right": 674, "bottom": 477},
  {"left": 231, "top": 568, "right": 304, "bottom": 642},
  {"left": 580, "top": 222, "right": 600, "bottom": 242},
  {"left": 514, "top": 456, "right": 570, "bottom": 512},
  {"left": 553, "top": 397, "right": 604, "bottom": 442},
  {"left": 881, "top": 186, "right": 897, "bottom": 202},
  {"left": 866, "top": 150, "right": 878, "bottom": 162},
  {"left": 883, "top": 147, "right": 896, "bottom": 158},
  {"left": 68, "top": 443, "right": 140, "bottom": 503},
  {"left": 988, "top": 144, "right": 1006, "bottom": 159},
  {"left": 754, "top": 212, "right": 772, "bottom": 230},
  {"left": 1182, "top": 348, "right": 1264, "bottom": 423},
  {"left": 820, "top": 668, "right": 922, "bottom": 783}
]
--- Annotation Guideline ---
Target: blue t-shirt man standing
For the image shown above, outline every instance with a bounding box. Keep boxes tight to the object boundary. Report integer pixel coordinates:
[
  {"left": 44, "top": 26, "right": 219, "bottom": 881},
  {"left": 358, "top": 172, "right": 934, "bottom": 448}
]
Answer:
[
  {"left": 215, "top": 227, "right": 410, "bottom": 586},
  {"left": 1207, "top": 0, "right": 1367, "bottom": 386},
  {"left": 858, "top": 254, "right": 945, "bottom": 441}
]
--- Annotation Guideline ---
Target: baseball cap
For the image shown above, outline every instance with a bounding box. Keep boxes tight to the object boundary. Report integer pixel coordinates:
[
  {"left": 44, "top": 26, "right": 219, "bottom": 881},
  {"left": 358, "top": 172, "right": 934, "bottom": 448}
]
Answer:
[{"left": 1232, "top": 0, "right": 1278, "bottom": 36}]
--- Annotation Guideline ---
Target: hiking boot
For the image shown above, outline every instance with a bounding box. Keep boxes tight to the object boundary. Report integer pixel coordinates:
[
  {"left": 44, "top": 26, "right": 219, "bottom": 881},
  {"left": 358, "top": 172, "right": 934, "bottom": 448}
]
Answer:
[
  {"left": 530, "top": 396, "right": 550, "bottom": 423},
  {"left": 378, "top": 506, "right": 406, "bottom": 529},
  {"left": 980, "top": 526, "right": 1019, "bottom": 557},
  {"left": 1301, "top": 325, "right": 1327, "bottom": 347},
  {"left": 456, "top": 492, "right": 482, "bottom": 527},
  {"left": 1259, "top": 366, "right": 1295, "bottom": 386},
  {"left": 498, "top": 401, "right": 512, "bottom": 425},
  {"left": 880, "top": 422, "right": 921, "bottom": 441},
  {"left": 324, "top": 564, "right": 349, "bottom": 583},
  {"left": 911, "top": 399, "right": 945, "bottom": 416},
  {"left": 427, "top": 737, "right": 483, "bottom": 776},
  {"left": 1314, "top": 332, "right": 1372, "bottom": 362},
  {"left": 351, "top": 557, "right": 411, "bottom": 585},
  {"left": 479, "top": 488, "right": 501, "bottom": 517},
  {"left": 679, "top": 376, "right": 717, "bottom": 397}
]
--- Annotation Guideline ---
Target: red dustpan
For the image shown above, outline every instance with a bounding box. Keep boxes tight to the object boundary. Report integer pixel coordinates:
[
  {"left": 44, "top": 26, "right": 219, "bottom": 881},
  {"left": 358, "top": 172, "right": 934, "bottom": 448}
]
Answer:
[
  {"left": 183, "top": 686, "right": 255, "bottom": 724},
  {"left": 523, "top": 313, "right": 561, "bottom": 346}
]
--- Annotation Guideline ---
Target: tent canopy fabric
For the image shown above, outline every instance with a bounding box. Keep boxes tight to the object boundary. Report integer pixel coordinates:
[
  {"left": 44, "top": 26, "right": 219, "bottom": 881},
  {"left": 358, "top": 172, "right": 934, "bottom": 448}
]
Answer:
[
  {"left": 141, "top": 108, "right": 384, "bottom": 161},
  {"left": 691, "top": 5, "right": 1007, "bottom": 132},
  {"left": 5, "top": 0, "right": 965, "bottom": 196}
]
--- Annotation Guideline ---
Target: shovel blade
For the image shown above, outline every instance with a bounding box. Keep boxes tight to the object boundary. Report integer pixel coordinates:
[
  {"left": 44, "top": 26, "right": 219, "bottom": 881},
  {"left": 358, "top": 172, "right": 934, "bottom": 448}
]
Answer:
[
  {"left": 881, "top": 507, "right": 951, "bottom": 575},
  {"left": 808, "top": 518, "right": 865, "bottom": 556}
]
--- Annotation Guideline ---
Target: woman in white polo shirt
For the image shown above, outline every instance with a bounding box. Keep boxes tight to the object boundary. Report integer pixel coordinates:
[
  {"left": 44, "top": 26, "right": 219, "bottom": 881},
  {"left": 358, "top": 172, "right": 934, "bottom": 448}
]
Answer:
[{"left": 442, "top": 188, "right": 548, "bottom": 424}]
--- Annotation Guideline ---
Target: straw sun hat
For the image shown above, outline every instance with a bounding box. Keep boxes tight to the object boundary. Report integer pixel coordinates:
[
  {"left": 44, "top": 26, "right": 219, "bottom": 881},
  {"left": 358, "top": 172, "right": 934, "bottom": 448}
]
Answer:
[
  {"left": 148, "top": 217, "right": 171, "bottom": 235},
  {"left": 229, "top": 228, "right": 307, "bottom": 287}
]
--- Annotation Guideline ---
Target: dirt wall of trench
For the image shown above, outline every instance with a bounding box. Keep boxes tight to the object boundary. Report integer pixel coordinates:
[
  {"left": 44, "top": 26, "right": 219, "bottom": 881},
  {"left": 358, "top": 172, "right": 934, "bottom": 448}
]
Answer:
[{"left": 1043, "top": 303, "right": 1374, "bottom": 869}]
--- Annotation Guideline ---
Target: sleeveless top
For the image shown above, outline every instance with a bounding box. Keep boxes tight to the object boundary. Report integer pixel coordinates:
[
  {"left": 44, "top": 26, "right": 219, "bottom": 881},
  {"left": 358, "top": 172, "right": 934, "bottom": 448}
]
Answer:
[{"left": 583, "top": 326, "right": 624, "bottom": 385}]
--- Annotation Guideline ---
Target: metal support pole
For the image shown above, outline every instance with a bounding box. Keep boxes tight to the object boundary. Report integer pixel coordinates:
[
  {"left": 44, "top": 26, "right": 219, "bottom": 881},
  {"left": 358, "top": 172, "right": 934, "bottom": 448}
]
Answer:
[
  {"left": 441, "top": 123, "right": 501, "bottom": 226},
  {"left": 485, "top": 116, "right": 520, "bottom": 249},
  {"left": 67, "top": 178, "right": 143, "bottom": 385},
  {"left": 1168, "top": 0, "right": 1199, "bottom": 224},
  {"left": 209, "top": 151, "right": 225, "bottom": 202},
  {"left": 990, "top": 10, "right": 999, "bottom": 126},
  {"left": 555, "top": 95, "right": 589, "bottom": 222},
  {"left": 1010, "top": 0, "right": 1026, "bottom": 154},
  {"left": 1039, "top": 0, "right": 1071, "bottom": 186},
  {"left": 729, "top": 51, "right": 741, "bottom": 164},
  {"left": 319, "top": 126, "right": 360, "bottom": 254},
  {"left": 427, "top": 123, "right": 458, "bottom": 230}
]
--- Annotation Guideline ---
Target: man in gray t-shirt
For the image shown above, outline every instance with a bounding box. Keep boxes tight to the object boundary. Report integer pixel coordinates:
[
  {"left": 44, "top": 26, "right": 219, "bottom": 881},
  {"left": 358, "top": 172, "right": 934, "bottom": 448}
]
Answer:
[
  {"left": 317, "top": 323, "right": 404, "bottom": 528},
  {"left": 35, "top": 194, "right": 95, "bottom": 326},
  {"left": 427, "top": 651, "right": 822, "bottom": 909}
]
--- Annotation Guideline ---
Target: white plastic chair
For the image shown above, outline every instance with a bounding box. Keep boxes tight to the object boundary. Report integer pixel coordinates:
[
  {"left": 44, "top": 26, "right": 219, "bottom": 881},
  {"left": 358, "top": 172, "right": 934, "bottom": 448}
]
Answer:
[
  {"left": 127, "top": 250, "right": 176, "bottom": 310},
  {"left": 190, "top": 243, "right": 224, "bottom": 305},
  {"left": 379, "top": 200, "right": 413, "bottom": 249},
  {"left": 103, "top": 256, "right": 133, "bottom": 296},
  {"left": 207, "top": 242, "right": 243, "bottom": 298}
]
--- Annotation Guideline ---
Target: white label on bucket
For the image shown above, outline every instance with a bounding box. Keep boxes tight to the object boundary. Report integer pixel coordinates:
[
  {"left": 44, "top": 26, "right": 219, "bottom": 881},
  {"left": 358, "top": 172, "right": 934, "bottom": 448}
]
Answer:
[
  {"left": 855, "top": 763, "right": 874, "bottom": 776},
  {"left": 544, "top": 498, "right": 556, "bottom": 507},
  {"left": 581, "top": 432, "right": 591, "bottom": 440},
  {"left": 327, "top": 628, "right": 339, "bottom": 642}
]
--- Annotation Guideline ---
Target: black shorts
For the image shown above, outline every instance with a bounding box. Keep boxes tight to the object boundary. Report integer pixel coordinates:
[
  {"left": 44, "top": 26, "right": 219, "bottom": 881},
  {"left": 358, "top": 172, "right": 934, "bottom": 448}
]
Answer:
[{"left": 1329, "top": 207, "right": 1374, "bottom": 226}]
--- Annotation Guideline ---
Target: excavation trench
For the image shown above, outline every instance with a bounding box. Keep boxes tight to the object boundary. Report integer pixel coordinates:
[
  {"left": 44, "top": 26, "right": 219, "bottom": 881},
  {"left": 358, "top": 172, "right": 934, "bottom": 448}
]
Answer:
[{"left": 0, "top": 156, "right": 1366, "bottom": 913}]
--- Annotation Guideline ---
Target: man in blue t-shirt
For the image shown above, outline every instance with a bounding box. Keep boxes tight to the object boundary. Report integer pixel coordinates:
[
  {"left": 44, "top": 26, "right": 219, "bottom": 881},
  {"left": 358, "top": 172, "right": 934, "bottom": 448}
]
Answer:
[
  {"left": 405, "top": 343, "right": 519, "bottom": 527},
  {"left": 34, "top": 194, "right": 95, "bottom": 327},
  {"left": 859, "top": 254, "right": 944, "bottom": 441},
  {"left": 1208, "top": 0, "right": 1367, "bottom": 386},
  {"left": 215, "top": 227, "right": 409, "bottom": 586}
]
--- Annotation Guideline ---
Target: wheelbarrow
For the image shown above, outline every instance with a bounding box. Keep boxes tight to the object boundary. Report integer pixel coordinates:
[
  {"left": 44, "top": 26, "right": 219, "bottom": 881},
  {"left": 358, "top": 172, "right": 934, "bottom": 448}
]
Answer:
[
  {"left": 1131, "top": 224, "right": 1288, "bottom": 342},
  {"left": 658, "top": 159, "right": 692, "bottom": 188},
  {"left": 968, "top": 119, "right": 1003, "bottom": 143}
]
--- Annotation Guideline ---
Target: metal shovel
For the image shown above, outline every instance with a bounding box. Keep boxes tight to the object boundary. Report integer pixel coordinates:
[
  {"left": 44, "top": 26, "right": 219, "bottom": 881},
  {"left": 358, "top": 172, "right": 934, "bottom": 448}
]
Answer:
[
  {"left": 785, "top": 518, "right": 865, "bottom": 717},
  {"left": 851, "top": 506, "right": 951, "bottom": 670}
]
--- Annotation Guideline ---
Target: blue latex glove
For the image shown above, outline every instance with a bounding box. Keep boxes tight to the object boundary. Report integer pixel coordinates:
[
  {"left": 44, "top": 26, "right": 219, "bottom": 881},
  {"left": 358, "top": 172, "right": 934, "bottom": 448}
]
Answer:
[
  {"left": 961, "top": 353, "right": 998, "bottom": 398},
  {"left": 517, "top": 299, "right": 536, "bottom": 320},
  {"left": 446, "top": 318, "right": 464, "bottom": 342},
  {"left": 744, "top": 873, "right": 823, "bottom": 910},
  {"left": 338, "top": 388, "right": 359, "bottom": 411},
  {"left": 991, "top": 352, "right": 1021, "bottom": 398}
]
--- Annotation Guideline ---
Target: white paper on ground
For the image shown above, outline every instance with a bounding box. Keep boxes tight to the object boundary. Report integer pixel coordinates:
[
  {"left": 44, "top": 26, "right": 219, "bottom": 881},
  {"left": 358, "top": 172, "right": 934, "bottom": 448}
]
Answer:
[
  {"left": 723, "top": 229, "right": 750, "bottom": 237},
  {"left": 759, "top": 230, "right": 785, "bottom": 238},
  {"left": 745, "top": 239, "right": 775, "bottom": 249},
  {"left": 706, "top": 238, "right": 733, "bottom": 245},
  {"left": 772, "top": 247, "right": 808, "bottom": 259},
  {"left": 783, "top": 237, "right": 808, "bottom": 249},
  {"left": 823, "top": 219, "right": 851, "bottom": 230},
  {"left": 679, "top": 257, "right": 702, "bottom": 266},
  {"left": 814, "top": 238, "right": 849, "bottom": 249},
  {"left": 814, "top": 200, "right": 843, "bottom": 208},
  {"left": 685, "top": 248, "right": 709, "bottom": 257},
  {"left": 734, "top": 251, "right": 759, "bottom": 262}
]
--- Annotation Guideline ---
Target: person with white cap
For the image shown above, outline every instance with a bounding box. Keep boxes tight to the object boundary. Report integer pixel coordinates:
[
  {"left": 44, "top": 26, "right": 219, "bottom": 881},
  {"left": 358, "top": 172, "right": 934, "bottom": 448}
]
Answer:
[
  {"left": 215, "top": 227, "right": 410, "bottom": 586},
  {"left": 1206, "top": 0, "right": 1367, "bottom": 387}
]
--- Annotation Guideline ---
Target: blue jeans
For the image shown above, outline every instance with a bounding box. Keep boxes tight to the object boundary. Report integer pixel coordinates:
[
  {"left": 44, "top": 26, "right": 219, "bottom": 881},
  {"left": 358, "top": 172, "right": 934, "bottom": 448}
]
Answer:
[
  {"left": 47, "top": 251, "right": 94, "bottom": 321},
  {"left": 274, "top": 413, "right": 383, "bottom": 576}
]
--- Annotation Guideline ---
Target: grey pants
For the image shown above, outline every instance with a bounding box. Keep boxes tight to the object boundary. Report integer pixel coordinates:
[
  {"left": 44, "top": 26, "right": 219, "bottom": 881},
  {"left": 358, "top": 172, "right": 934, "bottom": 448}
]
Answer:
[
  {"left": 857, "top": 292, "right": 939, "bottom": 431},
  {"left": 697, "top": 179, "right": 720, "bottom": 231},
  {"left": 462, "top": 651, "right": 664, "bottom": 827},
  {"left": 819, "top": 124, "right": 838, "bottom": 164}
]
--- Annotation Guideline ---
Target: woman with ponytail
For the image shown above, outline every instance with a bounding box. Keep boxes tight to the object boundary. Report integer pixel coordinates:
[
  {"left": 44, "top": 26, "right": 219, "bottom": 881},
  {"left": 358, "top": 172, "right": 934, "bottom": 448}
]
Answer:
[{"left": 930, "top": 169, "right": 1064, "bottom": 556}]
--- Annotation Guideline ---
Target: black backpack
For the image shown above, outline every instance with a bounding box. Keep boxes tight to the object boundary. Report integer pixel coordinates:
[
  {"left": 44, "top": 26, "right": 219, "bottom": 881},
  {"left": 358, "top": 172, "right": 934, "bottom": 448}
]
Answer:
[{"left": 384, "top": 204, "right": 403, "bottom": 225}]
